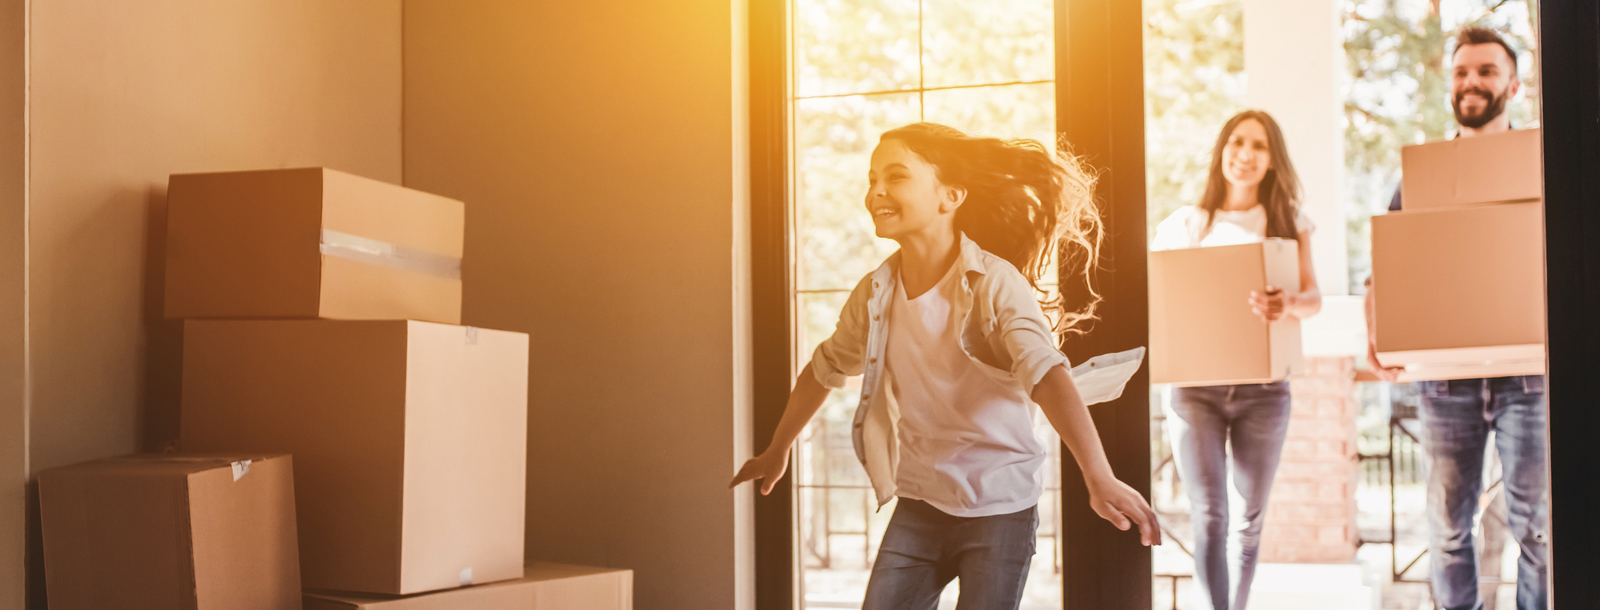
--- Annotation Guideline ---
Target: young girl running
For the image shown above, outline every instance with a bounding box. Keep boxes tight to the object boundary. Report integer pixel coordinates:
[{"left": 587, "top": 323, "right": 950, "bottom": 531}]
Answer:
[
  {"left": 1150, "top": 110, "right": 1321, "bottom": 610},
  {"left": 730, "top": 123, "right": 1159, "bottom": 609}
]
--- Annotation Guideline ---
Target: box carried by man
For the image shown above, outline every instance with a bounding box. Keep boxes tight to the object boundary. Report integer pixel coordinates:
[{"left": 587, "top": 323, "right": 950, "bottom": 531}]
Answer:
[
  {"left": 1373, "top": 127, "right": 1546, "bottom": 380},
  {"left": 1398, "top": 128, "right": 1542, "bottom": 210},
  {"left": 1371, "top": 202, "right": 1545, "bottom": 380}
]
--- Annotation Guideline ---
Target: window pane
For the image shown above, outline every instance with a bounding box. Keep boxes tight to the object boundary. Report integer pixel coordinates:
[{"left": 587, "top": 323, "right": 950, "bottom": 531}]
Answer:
[
  {"left": 795, "top": 93, "right": 919, "bottom": 292},
  {"left": 922, "top": 0, "right": 1053, "bottom": 88},
  {"left": 798, "top": 290, "right": 851, "bottom": 365},
  {"left": 796, "top": 0, "right": 921, "bottom": 97},
  {"left": 921, "top": 82, "right": 1056, "bottom": 149}
]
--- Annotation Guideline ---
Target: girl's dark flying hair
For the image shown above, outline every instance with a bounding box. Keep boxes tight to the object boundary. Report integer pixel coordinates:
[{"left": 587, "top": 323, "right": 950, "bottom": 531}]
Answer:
[
  {"left": 880, "top": 123, "right": 1103, "bottom": 335},
  {"left": 1197, "top": 110, "right": 1303, "bottom": 240}
]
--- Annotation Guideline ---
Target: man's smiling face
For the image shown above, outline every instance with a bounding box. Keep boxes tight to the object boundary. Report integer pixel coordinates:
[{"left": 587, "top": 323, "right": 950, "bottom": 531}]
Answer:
[{"left": 1451, "top": 42, "right": 1520, "bottom": 129}]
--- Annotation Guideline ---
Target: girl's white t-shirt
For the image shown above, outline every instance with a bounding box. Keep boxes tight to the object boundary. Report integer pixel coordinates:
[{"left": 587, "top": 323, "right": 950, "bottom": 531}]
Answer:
[
  {"left": 885, "top": 264, "right": 1046, "bottom": 518},
  {"left": 1150, "top": 204, "right": 1314, "bottom": 251}
]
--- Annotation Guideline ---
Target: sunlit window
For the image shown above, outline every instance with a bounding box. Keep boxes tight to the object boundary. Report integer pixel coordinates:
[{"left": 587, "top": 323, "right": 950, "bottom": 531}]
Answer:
[{"left": 789, "top": 0, "right": 1061, "bottom": 607}]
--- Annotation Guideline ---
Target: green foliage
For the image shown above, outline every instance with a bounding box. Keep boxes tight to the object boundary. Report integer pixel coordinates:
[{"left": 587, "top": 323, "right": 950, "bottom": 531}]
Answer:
[
  {"left": 1142, "top": 0, "right": 1246, "bottom": 241},
  {"left": 1341, "top": 0, "right": 1540, "bottom": 293}
]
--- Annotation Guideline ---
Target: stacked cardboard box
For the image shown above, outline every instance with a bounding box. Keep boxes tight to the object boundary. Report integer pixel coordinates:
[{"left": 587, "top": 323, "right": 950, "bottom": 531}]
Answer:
[
  {"left": 302, "top": 563, "right": 633, "bottom": 610},
  {"left": 1373, "top": 129, "right": 1545, "bottom": 381},
  {"left": 1149, "top": 238, "right": 1305, "bottom": 386},
  {"left": 37, "top": 453, "right": 301, "bottom": 610},
  {"left": 38, "top": 168, "right": 633, "bottom": 607}
]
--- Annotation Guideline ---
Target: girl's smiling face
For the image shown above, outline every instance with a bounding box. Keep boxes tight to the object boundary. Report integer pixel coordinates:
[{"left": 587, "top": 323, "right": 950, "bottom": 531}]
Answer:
[{"left": 865, "top": 139, "right": 965, "bottom": 241}]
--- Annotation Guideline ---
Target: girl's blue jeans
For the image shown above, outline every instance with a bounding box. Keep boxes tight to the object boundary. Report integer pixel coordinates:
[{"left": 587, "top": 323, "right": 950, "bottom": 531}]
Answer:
[
  {"left": 861, "top": 498, "right": 1038, "bottom": 610},
  {"left": 1168, "top": 381, "right": 1293, "bottom": 610},
  {"left": 1418, "top": 376, "right": 1548, "bottom": 610}
]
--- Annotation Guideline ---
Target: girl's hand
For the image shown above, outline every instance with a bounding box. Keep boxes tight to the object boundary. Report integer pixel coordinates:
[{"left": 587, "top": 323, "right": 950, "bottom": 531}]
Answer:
[
  {"left": 1248, "top": 285, "right": 1294, "bottom": 322},
  {"left": 729, "top": 448, "right": 791, "bottom": 495},
  {"left": 1087, "top": 474, "right": 1162, "bottom": 546}
]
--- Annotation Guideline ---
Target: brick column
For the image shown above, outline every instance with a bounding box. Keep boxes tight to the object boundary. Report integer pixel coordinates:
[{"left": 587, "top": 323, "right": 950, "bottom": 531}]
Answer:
[{"left": 1260, "top": 356, "right": 1360, "bottom": 563}]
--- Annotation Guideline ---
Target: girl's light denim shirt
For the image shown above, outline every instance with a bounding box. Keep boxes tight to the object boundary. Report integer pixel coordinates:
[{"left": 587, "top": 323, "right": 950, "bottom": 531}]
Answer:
[{"left": 810, "top": 233, "right": 1074, "bottom": 508}]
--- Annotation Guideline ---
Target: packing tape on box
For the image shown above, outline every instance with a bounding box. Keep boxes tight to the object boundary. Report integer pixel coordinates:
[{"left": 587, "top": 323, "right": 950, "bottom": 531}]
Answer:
[{"left": 319, "top": 229, "right": 462, "bottom": 280}]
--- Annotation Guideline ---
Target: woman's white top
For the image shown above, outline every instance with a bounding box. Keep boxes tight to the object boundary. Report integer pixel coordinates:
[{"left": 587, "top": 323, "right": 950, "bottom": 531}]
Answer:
[
  {"left": 886, "top": 264, "right": 1045, "bottom": 517},
  {"left": 1150, "top": 204, "right": 1314, "bottom": 251}
]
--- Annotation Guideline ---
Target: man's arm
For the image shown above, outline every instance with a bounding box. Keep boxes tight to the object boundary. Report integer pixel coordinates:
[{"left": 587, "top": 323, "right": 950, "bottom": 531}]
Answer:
[{"left": 1364, "top": 277, "right": 1403, "bottom": 382}]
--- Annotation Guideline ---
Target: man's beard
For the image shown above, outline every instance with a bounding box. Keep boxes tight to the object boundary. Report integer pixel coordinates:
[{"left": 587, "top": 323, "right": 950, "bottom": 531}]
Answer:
[{"left": 1452, "top": 83, "right": 1512, "bottom": 129}]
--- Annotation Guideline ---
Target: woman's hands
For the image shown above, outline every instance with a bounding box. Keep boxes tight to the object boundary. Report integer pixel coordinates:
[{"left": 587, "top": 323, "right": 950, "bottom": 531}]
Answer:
[
  {"left": 1248, "top": 285, "right": 1295, "bottom": 322},
  {"left": 729, "top": 448, "right": 791, "bottom": 496},
  {"left": 1086, "top": 473, "right": 1163, "bottom": 546}
]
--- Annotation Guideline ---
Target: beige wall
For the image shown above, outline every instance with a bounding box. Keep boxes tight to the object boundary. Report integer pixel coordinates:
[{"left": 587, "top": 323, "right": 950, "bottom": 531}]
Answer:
[
  {"left": 402, "top": 1, "right": 753, "bottom": 608},
  {"left": 1244, "top": 0, "right": 1349, "bottom": 296},
  {"left": 18, "top": 1, "right": 403, "bottom": 606}
]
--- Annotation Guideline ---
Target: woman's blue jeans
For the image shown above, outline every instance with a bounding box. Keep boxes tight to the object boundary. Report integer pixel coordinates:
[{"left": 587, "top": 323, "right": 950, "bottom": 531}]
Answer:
[
  {"left": 1168, "top": 381, "right": 1293, "bottom": 610},
  {"left": 861, "top": 498, "right": 1038, "bottom": 610},
  {"left": 1417, "top": 376, "right": 1548, "bottom": 610}
]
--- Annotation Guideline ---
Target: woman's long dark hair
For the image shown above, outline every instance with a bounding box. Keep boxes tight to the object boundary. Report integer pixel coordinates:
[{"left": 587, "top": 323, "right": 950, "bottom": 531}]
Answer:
[
  {"left": 1197, "top": 110, "right": 1302, "bottom": 239},
  {"left": 880, "top": 123, "right": 1103, "bottom": 335}
]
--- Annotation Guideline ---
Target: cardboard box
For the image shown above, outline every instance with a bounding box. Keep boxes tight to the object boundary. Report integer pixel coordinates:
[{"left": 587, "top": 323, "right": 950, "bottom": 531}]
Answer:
[
  {"left": 1400, "top": 128, "right": 1542, "bottom": 210},
  {"left": 165, "top": 167, "right": 464, "bottom": 323},
  {"left": 1372, "top": 202, "right": 1545, "bottom": 380},
  {"left": 1150, "top": 239, "right": 1304, "bottom": 386},
  {"left": 39, "top": 453, "right": 299, "bottom": 610},
  {"left": 180, "top": 319, "right": 529, "bottom": 595},
  {"left": 303, "top": 563, "right": 633, "bottom": 610}
]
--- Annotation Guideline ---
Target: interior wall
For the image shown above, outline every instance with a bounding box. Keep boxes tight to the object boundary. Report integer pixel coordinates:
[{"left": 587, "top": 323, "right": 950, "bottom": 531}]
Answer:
[
  {"left": 22, "top": 1, "right": 403, "bottom": 606},
  {"left": 0, "top": 0, "right": 24, "bottom": 607},
  {"left": 402, "top": 1, "right": 753, "bottom": 608}
]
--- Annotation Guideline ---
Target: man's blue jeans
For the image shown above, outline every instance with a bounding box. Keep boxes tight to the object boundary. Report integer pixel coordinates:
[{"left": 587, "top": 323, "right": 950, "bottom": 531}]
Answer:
[
  {"left": 1167, "top": 381, "right": 1293, "bottom": 610},
  {"left": 1418, "top": 376, "right": 1548, "bottom": 610},
  {"left": 861, "top": 498, "right": 1037, "bottom": 610}
]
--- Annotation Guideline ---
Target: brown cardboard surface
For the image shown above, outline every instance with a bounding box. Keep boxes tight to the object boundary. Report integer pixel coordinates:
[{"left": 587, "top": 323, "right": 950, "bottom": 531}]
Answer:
[
  {"left": 1150, "top": 239, "right": 1304, "bottom": 386},
  {"left": 38, "top": 453, "right": 299, "bottom": 610},
  {"left": 302, "top": 563, "right": 632, "bottom": 610},
  {"left": 181, "top": 319, "right": 529, "bottom": 595},
  {"left": 1372, "top": 202, "right": 1546, "bottom": 377},
  {"left": 164, "top": 167, "right": 464, "bottom": 323},
  {"left": 1400, "top": 128, "right": 1542, "bottom": 210}
]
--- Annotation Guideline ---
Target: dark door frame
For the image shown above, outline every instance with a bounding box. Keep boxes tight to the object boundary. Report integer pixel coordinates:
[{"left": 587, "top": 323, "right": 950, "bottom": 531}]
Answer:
[
  {"left": 1054, "top": 0, "right": 1153, "bottom": 608},
  {"left": 749, "top": 0, "right": 796, "bottom": 608},
  {"left": 1538, "top": 0, "right": 1600, "bottom": 602}
]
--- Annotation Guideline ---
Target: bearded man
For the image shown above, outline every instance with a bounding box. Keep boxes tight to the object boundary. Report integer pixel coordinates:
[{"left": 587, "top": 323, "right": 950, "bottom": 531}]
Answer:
[{"left": 1366, "top": 26, "right": 1549, "bottom": 610}]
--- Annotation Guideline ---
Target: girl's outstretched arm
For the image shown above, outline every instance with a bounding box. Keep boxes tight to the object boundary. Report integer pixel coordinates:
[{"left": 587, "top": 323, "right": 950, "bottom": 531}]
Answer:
[
  {"left": 729, "top": 362, "right": 832, "bottom": 495},
  {"left": 1032, "top": 364, "right": 1163, "bottom": 546}
]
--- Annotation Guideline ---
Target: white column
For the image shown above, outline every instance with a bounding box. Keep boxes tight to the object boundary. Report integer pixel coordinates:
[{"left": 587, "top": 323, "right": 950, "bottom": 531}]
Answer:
[{"left": 1244, "top": 0, "right": 1349, "bottom": 297}]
